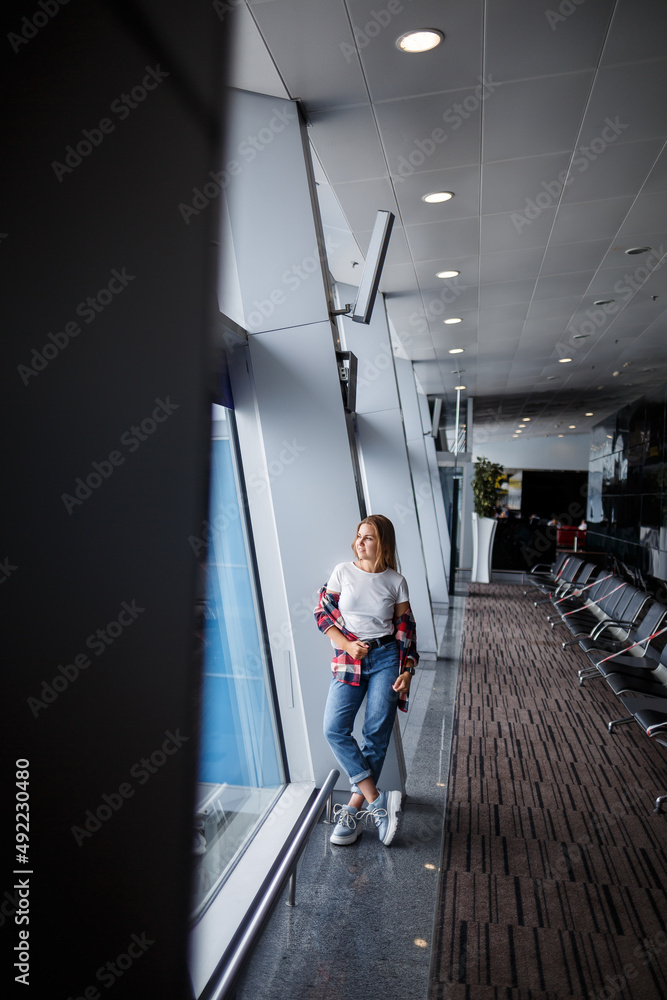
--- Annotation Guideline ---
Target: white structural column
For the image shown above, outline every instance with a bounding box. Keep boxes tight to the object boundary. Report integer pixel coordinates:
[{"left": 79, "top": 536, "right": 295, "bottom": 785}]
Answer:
[
  {"left": 416, "top": 388, "right": 452, "bottom": 586},
  {"left": 338, "top": 285, "right": 437, "bottom": 655},
  {"left": 221, "top": 90, "right": 362, "bottom": 787},
  {"left": 394, "top": 358, "right": 449, "bottom": 605}
]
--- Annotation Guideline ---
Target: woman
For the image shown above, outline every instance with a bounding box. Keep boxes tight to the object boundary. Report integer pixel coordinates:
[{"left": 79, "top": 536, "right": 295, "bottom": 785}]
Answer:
[{"left": 315, "top": 514, "right": 418, "bottom": 847}]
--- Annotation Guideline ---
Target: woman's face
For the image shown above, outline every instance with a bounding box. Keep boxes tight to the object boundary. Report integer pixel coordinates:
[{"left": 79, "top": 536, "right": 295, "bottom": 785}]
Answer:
[{"left": 355, "top": 522, "right": 379, "bottom": 564}]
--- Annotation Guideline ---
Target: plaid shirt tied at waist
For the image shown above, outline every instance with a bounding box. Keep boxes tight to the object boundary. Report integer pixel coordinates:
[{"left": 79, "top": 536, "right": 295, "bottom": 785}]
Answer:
[{"left": 314, "top": 584, "right": 419, "bottom": 713}]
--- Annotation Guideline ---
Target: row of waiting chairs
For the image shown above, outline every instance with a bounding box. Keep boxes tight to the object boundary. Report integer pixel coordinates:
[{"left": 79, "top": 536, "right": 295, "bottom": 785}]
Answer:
[{"left": 524, "top": 555, "right": 667, "bottom": 813}]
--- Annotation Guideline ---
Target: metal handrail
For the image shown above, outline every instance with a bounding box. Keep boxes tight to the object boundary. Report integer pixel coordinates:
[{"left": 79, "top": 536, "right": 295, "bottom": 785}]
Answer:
[{"left": 201, "top": 769, "right": 340, "bottom": 1000}]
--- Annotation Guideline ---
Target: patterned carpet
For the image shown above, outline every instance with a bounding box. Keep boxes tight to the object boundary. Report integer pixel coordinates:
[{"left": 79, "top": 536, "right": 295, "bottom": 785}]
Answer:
[{"left": 430, "top": 584, "right": 667, "bottom": 1000}]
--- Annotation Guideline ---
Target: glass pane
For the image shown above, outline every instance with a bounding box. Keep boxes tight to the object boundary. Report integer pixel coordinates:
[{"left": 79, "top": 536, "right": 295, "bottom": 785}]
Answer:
[{"left": 192, "top": 405, "right": 285, "bottom": 919}]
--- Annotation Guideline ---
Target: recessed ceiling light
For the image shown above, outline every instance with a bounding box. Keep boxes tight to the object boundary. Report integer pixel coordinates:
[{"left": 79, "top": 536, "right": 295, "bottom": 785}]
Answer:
[
  {"left": 559, "top": 357, "right": 572, "bottom": 363},
  {"left": 396, "top": 29, "right": 444, "bottom": 52},
  {"left": 454, "top": 384, "right": 466, "bottom": 390},
  {"left": 569, "top": 425, "right": 576, "bottom": 429},
  {"left": 625, "top": 246, "right": 652, "bottom": 255},
  {"left": 594, "top": 299, "right": 615, "bottom": 306},
  {"left": 444, "top": 317, "right": 462, "bottom": 324},
  {"left": 585, "top": 412, "right": 594, "bottom": 416},
  {"left": 513, "top": 435, "right": 518, "bottom": 439},
  {"left": 522, "top": 417, "right": 530, "bottom": 422},
  {"left": 448, "top": 347, "right": 464, "bottom": 354},
  {"left": 422, "top": 191, "right": 454, "bottom": 203},
  {"left": 558, "top": 434, "right": 564, "bottom": 438},
  {"left": 436, "top": 269, "right": 459, "bottom": 278}
]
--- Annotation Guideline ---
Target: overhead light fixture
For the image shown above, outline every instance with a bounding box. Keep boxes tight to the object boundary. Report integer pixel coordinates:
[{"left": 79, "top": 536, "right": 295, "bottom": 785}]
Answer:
[
  {"left": 522, "top": 417, "right": 530, "bottom": 422},
  {"left": 625, "top": 246, "right": 652, "bottom": 255},
  {"left": 454, "top": 384, "right": 466, "bottom": 390},
  {"left": 569, "top": 425, "right": 576, "bottom": 429},
  {"left": 585, "top": 411, "right": 594, "bottom": 416},
  {"left": 422, "top": 191, "right": 454, "bottom": 203},
  {"left": 448, "top": 347, "right": 464, "bottom": 354},
  {"left": 594, "top": 298, "right": 615, "bottom": 306},
  {"left": 444, "top": 317, "right": 462, "bottom": 324},
  {"left": 559, "top": 357, "right": 572, "bottom": 363},
  {"left": 437, "top": 269, "right": 459, "bottom": 278},
  {"left": 558, "top": 434, "right": 564, "bottom": 438},
  {"left": 396, "top": 29, "right": 444, "bottom": 52}
]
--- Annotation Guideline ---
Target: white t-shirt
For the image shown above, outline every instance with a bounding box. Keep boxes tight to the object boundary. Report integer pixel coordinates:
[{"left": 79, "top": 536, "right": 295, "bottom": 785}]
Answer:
[{"left": 326, "top": 561, "right": 409, "bottom": 639}]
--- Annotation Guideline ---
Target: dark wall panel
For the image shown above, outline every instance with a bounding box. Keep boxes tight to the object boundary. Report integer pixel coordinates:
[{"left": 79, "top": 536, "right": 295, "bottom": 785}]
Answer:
[
  {"left": 587, "top": 384, "right": 667, "bottom": 592},
  {"left": 2, "top": 2, "right": 226, "bottom": 996}
]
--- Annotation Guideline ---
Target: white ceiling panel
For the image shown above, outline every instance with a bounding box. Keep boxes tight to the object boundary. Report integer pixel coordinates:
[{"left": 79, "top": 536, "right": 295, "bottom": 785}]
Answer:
[
  {"left": 479, "top": 279, "right": 535, "bottom": 308},
  {"left": 485, "top": 0, "right": 614, "bottom": 82},
  {"left": 560, "top": 139, "right": 665, "bottom": 206},
  {"left": 393, "top": 166, "right": 480, "bottom": 224},
  {"left": 532, "top": 271, "right": 596, "bottom": 300},
  {"left": 247, "top": 0, "right": 370, "bottom": 110},
  {"left": 481, "top": 152, "right": 571, "bottom": 215},
  {"left": 405, "top": 216, "right": 480, "bottom": 261},
  {"left": 578, "top": 59, "right": 667, "bottom": 148},
  {"left": 309, "top": 107, "right": 387, "bottom": 182},
  {"left": 601, "top": 1, "right": 667, "bottom": 66},
  {"left": 619, "top": 193, "right": 667, "bottom": 237},
  {"left": 332, "top": 177, "right": 399, "bottom": 231},
  {"left": 479, "top": 247, "right": 544, "bottom": 283},
  {"left": 540, "top": 239, "right": 613, "bottom": 275},
  {"left": 374, "top": 91, "right": 483, "bottom": 175},
  {"left": 237, "top": 0, "right": 667, "bottom": 439},
  {"left": 549, "top": 196, "right": 635, "bottom": 245},
  {"left": 349, "top": 0, "right": 483, "bottom": 102},
  {"left": 480, "top": 208, "right": 556, "bottom": 253},
  {"left": 482, "top": 72, "right": 594, "bottom": 162}
]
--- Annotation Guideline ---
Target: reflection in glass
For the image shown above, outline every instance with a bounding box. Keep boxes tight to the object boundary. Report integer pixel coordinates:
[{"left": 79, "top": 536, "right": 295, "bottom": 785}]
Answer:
[{"left": 192, "top": 405, "right": 285, "bottom": 919}]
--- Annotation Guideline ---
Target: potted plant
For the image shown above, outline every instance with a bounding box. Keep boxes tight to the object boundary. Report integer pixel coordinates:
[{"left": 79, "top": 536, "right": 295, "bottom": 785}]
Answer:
[{"left": 470, "top": 457, "right": 506, "bottom": 583}]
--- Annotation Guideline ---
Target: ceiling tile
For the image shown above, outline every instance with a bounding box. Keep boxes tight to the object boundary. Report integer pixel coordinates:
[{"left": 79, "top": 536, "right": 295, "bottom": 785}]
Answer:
[
  {"left": 578, "top": 59, "right": 667, "bottom": 148},
  {"left": 482, "top": 152, "right": 570, "bottom": 214},
  {"left": 540, "top": 239, "right": 612, "bottom": 275},
  {"left": 309, "top": 107, "right": 387, "bottom": 182},
  {"left": 405, "top": 217, "right": 480, "bottom": 261},
  {"left": 479, "top": 247, "right": 544, "bottom": 283},
  {"left": 482, "top": 72, "right": 594, "bottom": 161},
  {"left": 375, "top": 91, "right": 483, "bottom": 175},
  {"left": 481, "top": 207, "right": 556, "bottom": 253},
  {"left": 248, "top": 0, "right": 370, "bottom": 109},
  {"left": 549, "top": 196, "right": 634, "bottom": 245},
  {"left": 479, "top": 278, "right": 535, "bottom": 307},
  {"left": 532, "top": 271, "right": 596, "bottom": 300},
  {"left": 393, "top": 165, "right": 480, "bottom": 223},
  {"left": 560, "top": 139, "right": 665, "bottom": 205},
  {"left": 485, "top": 0, "right": 614, "bottom": 81},
  {"left": 349, "top": 0, "right": 483, "bottom": 101}
]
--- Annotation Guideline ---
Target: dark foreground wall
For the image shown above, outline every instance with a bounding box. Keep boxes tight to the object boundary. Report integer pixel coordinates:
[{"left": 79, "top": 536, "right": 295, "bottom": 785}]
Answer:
[{"left": 2, "top": 3, "right": 225, "bottom": 995}]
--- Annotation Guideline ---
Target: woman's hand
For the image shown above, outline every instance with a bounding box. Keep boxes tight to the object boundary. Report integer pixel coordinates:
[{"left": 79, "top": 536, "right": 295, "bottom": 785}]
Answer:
[
  {"left": 344, "top": 638, "right": 370, "bottom": 659},
  {"left": 392, "top": 670, "right": 412, "bottom": 694}
]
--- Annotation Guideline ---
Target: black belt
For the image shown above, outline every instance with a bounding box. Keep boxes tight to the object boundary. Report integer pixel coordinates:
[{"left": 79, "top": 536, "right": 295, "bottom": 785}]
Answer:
[{"left": 364, "top": 634, "right": 396, "bottom": 649}]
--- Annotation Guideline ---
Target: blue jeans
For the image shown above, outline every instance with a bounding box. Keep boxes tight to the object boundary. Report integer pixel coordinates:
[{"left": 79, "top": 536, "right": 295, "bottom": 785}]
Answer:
[{"left": 322, "top": 641, "right": 400, "bottom": 790}]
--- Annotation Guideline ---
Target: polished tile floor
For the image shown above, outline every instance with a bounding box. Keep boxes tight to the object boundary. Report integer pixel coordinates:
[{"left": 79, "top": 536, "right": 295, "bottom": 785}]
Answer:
[{"left": 235, "top": 593, "right": 466, "bottom": 1000}]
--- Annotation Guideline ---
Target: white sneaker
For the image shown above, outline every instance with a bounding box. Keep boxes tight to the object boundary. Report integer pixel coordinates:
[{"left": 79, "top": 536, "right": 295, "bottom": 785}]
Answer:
[
  {"left": 361, "top": 790, "right": 401, "bottom": 846},
  {"left": 330, "top": 804, "right": 361, "bottom": 845}
]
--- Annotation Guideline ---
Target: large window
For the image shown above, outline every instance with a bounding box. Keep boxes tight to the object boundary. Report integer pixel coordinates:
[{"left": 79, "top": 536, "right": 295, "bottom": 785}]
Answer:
[{"left": 191, "top": 404, "right": 286, "bottom": 918}]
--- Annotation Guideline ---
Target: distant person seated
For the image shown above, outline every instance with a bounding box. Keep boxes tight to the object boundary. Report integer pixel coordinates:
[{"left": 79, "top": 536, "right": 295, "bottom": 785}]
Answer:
[
  {"left": 578, "top": 519, "right": 587, "bottom": 530},
  {"left": 528, "top": 513, "right": 540, "bottom": 525},
  {"left": 547, "top": 514, "right": 560, "bottom": 527}
]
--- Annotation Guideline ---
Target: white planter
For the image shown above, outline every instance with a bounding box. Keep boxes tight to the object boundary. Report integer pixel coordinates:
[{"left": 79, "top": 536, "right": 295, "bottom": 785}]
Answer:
[{"left": 471, "top": 513, "right": 497, "bottom": 584}]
